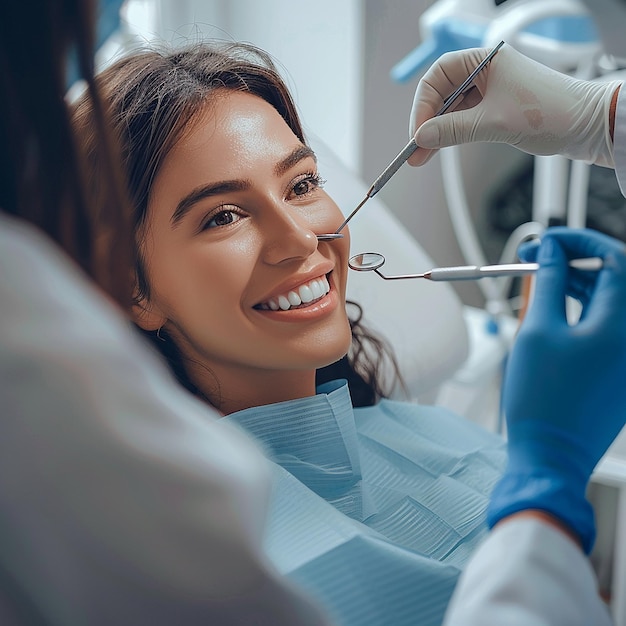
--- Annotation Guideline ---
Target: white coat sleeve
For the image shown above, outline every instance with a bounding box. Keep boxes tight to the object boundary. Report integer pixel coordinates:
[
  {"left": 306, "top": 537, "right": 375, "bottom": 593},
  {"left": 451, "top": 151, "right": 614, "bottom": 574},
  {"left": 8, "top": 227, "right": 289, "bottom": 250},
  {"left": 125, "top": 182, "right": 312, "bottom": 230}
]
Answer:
[
  {"left": 442, "top": 517, "right": 613, "bottom": 626},
  {"left": 612, "top": 83, "right": 626, "bottom": 197},
  {"left": 0, "top": 215, "right": 331, "bottom": 626}
]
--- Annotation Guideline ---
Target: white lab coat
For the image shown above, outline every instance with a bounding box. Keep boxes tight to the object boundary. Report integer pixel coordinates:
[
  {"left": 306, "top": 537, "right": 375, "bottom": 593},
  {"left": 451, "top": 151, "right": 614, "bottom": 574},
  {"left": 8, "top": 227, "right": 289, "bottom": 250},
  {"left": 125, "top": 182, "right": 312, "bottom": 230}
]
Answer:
[
  {"left": 0, "top": 214, "right": 329, "bottom": 625},
  {"left": 444, "top": 82, "right": 626, "bottom": 626},
  {"left": 442, "top": 518, "right": 613, "bottom": 625}
]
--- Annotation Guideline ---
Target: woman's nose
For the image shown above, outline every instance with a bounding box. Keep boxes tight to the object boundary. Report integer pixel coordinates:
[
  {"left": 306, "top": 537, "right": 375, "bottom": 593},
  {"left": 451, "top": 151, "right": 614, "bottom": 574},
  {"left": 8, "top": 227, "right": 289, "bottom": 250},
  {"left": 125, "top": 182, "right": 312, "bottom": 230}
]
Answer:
[{"left": 261, "top": 205, "right": 319, "bottom": 265}]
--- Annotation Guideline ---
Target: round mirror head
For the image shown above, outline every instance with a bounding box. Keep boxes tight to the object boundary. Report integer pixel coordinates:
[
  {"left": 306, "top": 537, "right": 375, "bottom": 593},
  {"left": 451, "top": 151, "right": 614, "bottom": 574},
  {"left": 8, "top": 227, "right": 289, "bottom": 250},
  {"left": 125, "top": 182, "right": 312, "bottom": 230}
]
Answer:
[{"left": 348, "top": 252, "right": 386, "bottom": 272}]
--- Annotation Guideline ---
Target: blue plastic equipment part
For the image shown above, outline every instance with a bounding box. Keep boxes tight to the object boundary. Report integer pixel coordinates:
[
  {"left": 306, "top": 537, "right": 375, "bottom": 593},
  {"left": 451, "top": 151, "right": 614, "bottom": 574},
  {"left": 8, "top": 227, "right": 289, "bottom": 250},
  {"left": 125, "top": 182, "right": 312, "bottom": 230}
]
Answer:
[
  {"left": 485, "top": 316, "right": 500, "bottom": 336},
  {"left": 391, "top": 19, "right": 486, "bottom": 83},
  {"left": 524, "top": 15, "right": 598, "bottom": 43},
  {"left": 391, "top": 14, "right": 598, "bottom": 84}
]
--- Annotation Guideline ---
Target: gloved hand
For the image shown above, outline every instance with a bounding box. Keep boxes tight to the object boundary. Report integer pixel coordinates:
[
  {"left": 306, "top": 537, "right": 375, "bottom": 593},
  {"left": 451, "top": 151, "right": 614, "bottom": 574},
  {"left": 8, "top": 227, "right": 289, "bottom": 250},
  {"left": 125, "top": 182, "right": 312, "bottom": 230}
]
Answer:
[
  {"left": 488, "top": 227, "right": 626, "bottom": 553},
  {"left": 408, "top": 44, "right": 621, "bottom": 168}
]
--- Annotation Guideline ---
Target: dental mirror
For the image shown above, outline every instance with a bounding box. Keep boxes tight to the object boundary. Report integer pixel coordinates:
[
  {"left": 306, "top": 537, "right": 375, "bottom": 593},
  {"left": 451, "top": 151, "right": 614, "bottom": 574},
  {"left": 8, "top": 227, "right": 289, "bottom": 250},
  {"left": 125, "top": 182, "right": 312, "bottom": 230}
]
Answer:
[
  {"left": 349, "top": 252, "right": 603, "bottom": 282},
  {"left": 348, "top": 253, "right": 429, "bottom": 280},
  {"left": 349, "top": 252, "right": 386, "bottom": 271}
]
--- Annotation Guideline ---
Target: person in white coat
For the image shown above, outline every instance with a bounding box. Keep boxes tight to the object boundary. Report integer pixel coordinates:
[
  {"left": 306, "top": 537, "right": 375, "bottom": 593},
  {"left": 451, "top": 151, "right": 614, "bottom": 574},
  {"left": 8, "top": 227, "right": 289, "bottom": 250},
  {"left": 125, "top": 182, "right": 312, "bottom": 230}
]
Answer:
[
  {"left": 0, "top": 1, "right": 331, "bottom": 623},
  {"left": 408, "top": 43, "right": 626, "bottom": 625}
]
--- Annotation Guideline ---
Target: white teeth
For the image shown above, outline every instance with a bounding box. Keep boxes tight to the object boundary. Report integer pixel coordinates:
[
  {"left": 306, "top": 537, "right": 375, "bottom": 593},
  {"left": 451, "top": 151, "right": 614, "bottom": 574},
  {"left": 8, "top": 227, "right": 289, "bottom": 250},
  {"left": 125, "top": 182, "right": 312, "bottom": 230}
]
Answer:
[
  {"left": 260, "top": 276, "right": 331, "bottom": 311},
  {"left": 298, "top": 284, "right": 314, "bottom": 303},
  {"left": 310, "top": 280, "right": 323, "bottom": 299},
  {"left": 288, "top": 291, "right": 301, "bottom": 306}
]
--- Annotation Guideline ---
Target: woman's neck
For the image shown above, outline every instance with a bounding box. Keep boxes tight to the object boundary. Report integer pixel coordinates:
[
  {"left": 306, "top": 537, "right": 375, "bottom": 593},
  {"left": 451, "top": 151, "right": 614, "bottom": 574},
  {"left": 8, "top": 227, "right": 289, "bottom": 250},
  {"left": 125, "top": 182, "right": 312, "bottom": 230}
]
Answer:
[{"left": 188, "top": 364, "right": 319, "bottom": 415}]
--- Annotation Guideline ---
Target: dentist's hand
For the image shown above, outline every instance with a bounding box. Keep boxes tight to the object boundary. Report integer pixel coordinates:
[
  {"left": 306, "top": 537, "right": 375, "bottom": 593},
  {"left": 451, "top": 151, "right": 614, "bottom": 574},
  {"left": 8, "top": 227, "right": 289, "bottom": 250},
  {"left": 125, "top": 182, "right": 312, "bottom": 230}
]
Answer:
[
  {"left": 488, "top": 228, "right": 626, "bottom": 553},
  {"left": 408, "top": 44, "right": 621, "bottom": 168}
]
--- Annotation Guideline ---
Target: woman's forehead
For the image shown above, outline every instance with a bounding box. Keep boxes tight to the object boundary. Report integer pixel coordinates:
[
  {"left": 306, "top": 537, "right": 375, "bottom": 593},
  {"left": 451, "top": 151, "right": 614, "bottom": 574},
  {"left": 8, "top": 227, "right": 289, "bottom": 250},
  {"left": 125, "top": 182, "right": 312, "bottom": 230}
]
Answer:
[{"left": 165, "top": 91, "right": 304, "bottom": 168}]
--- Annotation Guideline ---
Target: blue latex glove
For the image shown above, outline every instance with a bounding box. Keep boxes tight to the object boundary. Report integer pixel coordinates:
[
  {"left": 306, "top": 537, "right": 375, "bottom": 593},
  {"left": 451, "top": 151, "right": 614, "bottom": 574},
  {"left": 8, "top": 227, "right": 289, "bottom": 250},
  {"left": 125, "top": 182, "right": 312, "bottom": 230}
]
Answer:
[{"left": 488, "top": 227, "right": 626, "bottom": 553}]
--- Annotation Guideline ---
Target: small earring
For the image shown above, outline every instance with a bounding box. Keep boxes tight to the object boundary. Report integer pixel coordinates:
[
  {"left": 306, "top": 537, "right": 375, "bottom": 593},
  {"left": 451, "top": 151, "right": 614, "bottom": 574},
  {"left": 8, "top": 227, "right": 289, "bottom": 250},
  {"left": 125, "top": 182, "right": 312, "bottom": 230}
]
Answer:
[{"left": 156, "top": 326, "right": 166, "bottom": 342}]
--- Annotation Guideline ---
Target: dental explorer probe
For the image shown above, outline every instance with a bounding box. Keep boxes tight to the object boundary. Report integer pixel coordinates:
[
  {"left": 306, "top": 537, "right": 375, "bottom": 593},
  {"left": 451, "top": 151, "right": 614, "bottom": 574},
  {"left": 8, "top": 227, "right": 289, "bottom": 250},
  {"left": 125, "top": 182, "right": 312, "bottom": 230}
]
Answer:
[
  {"left": 348, "top": 252, "right": 603, "bottom": 281},
  {"left": 317, "top": 40, "right": 506, "bottom": 242}
]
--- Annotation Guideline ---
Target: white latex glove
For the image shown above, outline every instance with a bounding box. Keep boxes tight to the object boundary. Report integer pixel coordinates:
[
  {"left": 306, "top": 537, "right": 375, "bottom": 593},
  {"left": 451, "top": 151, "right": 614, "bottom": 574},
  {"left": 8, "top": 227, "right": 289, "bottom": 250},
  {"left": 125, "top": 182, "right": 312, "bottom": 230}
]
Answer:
[{"left": 408, "top": 43, "right": 621, "bottom": 168}]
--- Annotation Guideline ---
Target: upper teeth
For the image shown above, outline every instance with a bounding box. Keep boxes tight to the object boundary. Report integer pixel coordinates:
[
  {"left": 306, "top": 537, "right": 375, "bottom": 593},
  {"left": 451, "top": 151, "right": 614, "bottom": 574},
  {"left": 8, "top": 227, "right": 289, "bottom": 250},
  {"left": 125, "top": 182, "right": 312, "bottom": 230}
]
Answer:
[{"left": 261, "top": 276, "right": 330, "bottom": 311}]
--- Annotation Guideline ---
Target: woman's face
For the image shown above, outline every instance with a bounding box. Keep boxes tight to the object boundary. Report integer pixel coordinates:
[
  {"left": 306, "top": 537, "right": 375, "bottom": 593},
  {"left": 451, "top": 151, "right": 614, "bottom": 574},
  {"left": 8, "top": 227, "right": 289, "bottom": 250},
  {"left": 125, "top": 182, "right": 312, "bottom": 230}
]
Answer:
[{"left": 134, "top": 90, "right": 352, "bottom": 410}]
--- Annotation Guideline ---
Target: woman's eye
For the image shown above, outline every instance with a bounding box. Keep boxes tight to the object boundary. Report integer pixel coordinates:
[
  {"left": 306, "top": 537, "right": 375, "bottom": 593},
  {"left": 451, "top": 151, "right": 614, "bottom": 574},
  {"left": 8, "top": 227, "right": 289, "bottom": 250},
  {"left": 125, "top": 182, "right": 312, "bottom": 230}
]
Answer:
[
  {"left": 290, "top": 173, "right": 326, "bottom": 198},
  {"left": 204, "top": 209, "right": 243, "bottom": 230}
]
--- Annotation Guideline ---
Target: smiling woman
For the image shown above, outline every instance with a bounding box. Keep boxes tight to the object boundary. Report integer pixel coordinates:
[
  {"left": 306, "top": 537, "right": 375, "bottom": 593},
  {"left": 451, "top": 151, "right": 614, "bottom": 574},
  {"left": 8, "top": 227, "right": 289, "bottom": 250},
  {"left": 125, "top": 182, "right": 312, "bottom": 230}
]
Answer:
[
  {"left": 72, "top": 42, "right": 506, "bottom": 626},
  {"left": 128, "top": 90, "right": 352, "bottom": 414},
  {"left": 74, "top": 43, "right": 397, "bottom": 410}
]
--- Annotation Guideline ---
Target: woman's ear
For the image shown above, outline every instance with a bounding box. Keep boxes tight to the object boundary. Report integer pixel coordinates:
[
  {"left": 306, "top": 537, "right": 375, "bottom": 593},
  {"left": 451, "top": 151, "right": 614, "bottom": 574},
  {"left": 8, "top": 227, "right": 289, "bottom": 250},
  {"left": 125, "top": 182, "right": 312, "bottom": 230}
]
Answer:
[{"left": 131, "top": 295, "right": 167, "bottom": 332}]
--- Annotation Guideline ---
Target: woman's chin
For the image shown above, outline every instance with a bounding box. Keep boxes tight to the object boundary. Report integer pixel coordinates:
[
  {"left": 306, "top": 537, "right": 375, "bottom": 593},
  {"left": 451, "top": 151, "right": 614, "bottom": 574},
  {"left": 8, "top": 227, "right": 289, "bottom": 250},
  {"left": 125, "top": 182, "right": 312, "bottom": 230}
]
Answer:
[{"left": 315, "top": 340, "right": 352, "bottom": 371}]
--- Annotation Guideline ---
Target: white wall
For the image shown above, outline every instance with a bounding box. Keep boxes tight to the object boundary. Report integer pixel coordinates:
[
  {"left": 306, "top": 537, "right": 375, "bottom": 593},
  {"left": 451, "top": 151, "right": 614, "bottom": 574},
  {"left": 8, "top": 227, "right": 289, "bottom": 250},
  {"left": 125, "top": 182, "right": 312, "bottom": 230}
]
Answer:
[{"left": 151, "top": 0, "right": 363, "bottom": 172}]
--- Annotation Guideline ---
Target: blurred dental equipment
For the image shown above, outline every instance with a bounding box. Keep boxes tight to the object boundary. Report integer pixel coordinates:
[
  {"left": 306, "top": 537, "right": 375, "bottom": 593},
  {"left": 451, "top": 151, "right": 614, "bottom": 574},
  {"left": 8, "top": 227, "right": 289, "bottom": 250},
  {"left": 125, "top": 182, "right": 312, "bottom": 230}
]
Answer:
[
  {"left": 392, "top": 0, "right": 599, "bottom": 83},
  {"left": 315, "top": 40, "right": 504, "bottom": 242},
  {"left": 349, "top": 252, "right": 602, "bottom": 281},
  {"left": 381, "top": 0, "right": 618, "bottom": 450},
  {"left": 392, "top": 0, "right": 603, "bottom": 323}
]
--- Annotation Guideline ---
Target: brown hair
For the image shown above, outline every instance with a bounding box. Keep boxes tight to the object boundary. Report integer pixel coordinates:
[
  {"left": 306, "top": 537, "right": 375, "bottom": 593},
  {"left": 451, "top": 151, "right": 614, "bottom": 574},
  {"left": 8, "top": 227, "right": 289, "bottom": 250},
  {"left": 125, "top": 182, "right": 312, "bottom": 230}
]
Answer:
[
  {"left": 73, "top": 42, "right": 404, "bottom": 406},
  {"left": 0, "top": 0, "right": 133, "bottom": 307}
]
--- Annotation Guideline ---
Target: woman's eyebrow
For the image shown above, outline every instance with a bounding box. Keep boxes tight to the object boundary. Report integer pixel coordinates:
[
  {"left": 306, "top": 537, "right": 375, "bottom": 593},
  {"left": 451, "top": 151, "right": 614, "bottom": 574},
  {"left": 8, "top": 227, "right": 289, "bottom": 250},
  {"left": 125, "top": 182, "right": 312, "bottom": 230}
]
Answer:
[
  {"left": 171, "top": 180, "right": 249, "bottom": 226},
  {"left": 170, "top": 145, "right": 317, "bottom": 227},
  {"left": 274, "top": 145, "right": 317, "bottom": 177}
]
